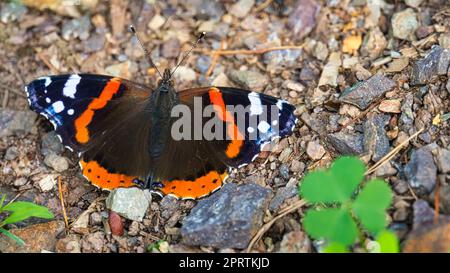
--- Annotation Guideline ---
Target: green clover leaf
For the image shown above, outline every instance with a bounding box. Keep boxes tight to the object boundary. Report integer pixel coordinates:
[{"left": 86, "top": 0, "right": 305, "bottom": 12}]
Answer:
[
  {"left": 352, "top": 179, "right": 392, "bottom": 234},
  {"left": 299, "top": 156, "right": 394, "bottom": 248},
  {"left": 303, "top": 208, "right": 359, "bottom": 245},
  {"left": 376, "top": 230, "right": 400, "bottom": 253},
  {"left": 300, "top": 156, "right": 365, "bottom": 204}
]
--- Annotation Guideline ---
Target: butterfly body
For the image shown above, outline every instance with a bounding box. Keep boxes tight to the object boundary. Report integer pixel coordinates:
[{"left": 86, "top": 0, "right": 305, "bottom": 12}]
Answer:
[{"left": 25, "top": 72, "right": 297, "bottom": 199}]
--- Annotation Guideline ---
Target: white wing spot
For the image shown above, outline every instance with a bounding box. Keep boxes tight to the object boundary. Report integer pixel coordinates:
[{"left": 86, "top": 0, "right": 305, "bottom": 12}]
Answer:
[
  {"left": 257, "top": 121, "right": 271, "bottom": 133},
  {"left": 67, "top": 109, "right": 74, "bottom": 115},
  {"left": 248, "top": 92, "right": 263, "bottom": 116},
  {"left": 276, "top": 100, "right": 284, "bottom": 110},
  {"left": 45, "top": 97, "right": 51, "bottom": 103},
  {"left": 63, "top": 74, "right": 81, "bottom": 98},
  {"left": 52, "top": 101, "right": 65, "bottom": 113},
  {"left": 272, "top": 120, "right": 278, "bottom": 126},
  {"left": 247, "top": 127, "right": 255, "bottom": 133}
]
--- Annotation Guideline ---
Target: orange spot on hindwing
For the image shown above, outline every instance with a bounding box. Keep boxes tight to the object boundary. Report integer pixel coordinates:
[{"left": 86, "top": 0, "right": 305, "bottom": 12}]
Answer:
[
  {"left": 75, "top": 78, "right": 122, "bottom": 143},
  {"left": 208, "top": 88, "right": 244, "bottom": 158},
  {"left": 158, "top": 170, "right": 228, "bottom": 199},
  {"left": 79, "top": 160, "right": 137, "bottom": 190}
]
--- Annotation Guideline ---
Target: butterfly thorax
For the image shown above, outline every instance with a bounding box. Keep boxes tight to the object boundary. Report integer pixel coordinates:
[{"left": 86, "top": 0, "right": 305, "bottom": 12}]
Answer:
[{"left": 147, "top": 69, "right": 179, "bottom": 159}]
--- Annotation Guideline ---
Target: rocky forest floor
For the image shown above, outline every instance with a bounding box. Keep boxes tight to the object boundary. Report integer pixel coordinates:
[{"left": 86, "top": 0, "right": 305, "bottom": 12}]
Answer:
[{"left": 0, "top": 0, "right": 449, "bottom": 253}]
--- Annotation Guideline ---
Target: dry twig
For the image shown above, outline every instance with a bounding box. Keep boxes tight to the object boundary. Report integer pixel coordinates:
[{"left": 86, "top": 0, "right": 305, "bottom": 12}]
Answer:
[
  {"left": 58, "top": 176, "right": 69, "bottom": 229},
  {"left": 246, "top": 199, "right": 307, "bottom": 253}
]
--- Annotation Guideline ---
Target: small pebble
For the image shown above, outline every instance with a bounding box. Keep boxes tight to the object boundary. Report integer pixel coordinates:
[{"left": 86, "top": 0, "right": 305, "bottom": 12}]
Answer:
[{"left": 306, "top": 141, "right": 325, "bottom": 160}]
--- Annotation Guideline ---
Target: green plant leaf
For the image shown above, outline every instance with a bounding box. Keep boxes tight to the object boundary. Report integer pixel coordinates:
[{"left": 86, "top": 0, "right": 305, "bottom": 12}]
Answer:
[
  {"left": 322, "top": 242, "right": 350, "bottom": 253},
  {"left": 1, "top": 201, "right": 54, "bottom": 226},
  {"left": 376, "top": 230, "right": 399, "bottom": 253},
  {"left": 300, "top": 156, "right": 365, "bottom": 204},
  {"left": 303, "top": 208, "right": 359, "bottom": 245},
  {"left": 330, "top": 156, "right": 365, "bottom": 198},
  {"left": 0, "top": 227, "right": 25, "bottom": 246},
  {"left": 0, "top": 194, "right": 6, "bottom": 211},
  {"left": 352, "top": 179, "right": 392, "bottom": 234}
]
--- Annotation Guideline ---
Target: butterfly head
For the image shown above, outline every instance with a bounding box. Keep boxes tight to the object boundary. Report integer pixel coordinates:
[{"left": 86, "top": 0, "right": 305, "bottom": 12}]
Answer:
[{"left": 157, "top": 68, "right": 175, "bottom": 93}]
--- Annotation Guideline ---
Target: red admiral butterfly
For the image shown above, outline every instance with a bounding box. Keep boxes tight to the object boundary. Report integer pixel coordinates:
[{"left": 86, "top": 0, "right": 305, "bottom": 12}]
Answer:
[{"left": 25, "top": 26, "right": 297, "bottom": 200}]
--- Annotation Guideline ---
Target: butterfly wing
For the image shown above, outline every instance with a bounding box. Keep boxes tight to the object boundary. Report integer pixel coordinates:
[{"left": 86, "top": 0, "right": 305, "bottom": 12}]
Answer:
[
  {"left": 26, "top": 74, "right": 153, "bottom": 189},
  {"left": 151, "top": 86, "right": 297, "bottom": 199}
]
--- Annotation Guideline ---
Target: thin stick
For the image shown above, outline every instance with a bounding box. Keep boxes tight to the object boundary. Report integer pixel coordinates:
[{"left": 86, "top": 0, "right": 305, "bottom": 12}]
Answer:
[
  {"left": 434, "top": 181, "right": 440, "bottom": 224},
  {"left": 214, "top": 45, "right": 304, "bottom": 56},
  {"left": 2, "top": 89, "right": 9, "bottom": 108},
  {"left": 58, "top": 176, "right": 69, "bottom": 229},
  {"left": 255, "top": 0, "right": 274, "bottom": 12},
  {"left": 0, "top": 84, "right": 27, "bottom": 98},
  {"left": 36, "top": 50, "right": 59, "bottom": 74},
  {"left": 365, "top": 128, "right": 424, "bottom": 175},
  {"left": 129, "top": 25, "right": 163, "bottom": 79},
  {"left": 206, "top": 40, "right": 225, "bottom": 77},
  {"left": 246, "top": 199, "right": 307, "bottom": 253}
]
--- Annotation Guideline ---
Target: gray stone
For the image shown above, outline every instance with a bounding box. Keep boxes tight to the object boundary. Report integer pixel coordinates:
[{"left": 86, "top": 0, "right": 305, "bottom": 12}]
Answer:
[
  {"left": 161, "top": 37, "right": 181, "bottom": 59},
  {"left": 89, "top": 212, "right": 103, "bottom": 226},
  {"left": 279, "top": 164, "right": 290, "bottom": 179},
  {"left": 277, "top": 231, "right": 311, "bottom": 253},
  {"left": 41, "top": 131, "right": 65, "bottom": 156},
  {"left": 290, "top": 159, "right": 305, "bottom": 173},
  {"left": 0, "top": 1, "right": 27, "bottom": 23},
  {"left": 4, "top": 146, "right": 18, "bottom": 161},
  {"left": 411, "top": 46, "right": 450, "bottom": 85},
  {"left": 327, "top": 131, "right": 364, "bottom": 155},
  {"left": 363, "top": 113, "right": 390, "bottom": 162},
  {"left": 269, "top": 186, "right": 297, "bottom": 212},
  {"left": 263, "top": 49, "right": 302, "bottom": 68},
  {"left": 306, "top": 140, "right": 326, "bottom": 160},
  {"left": 404, "top": 147, "right": 437, "bottom": 194},
  {"left": 185, "top": 0, "right": 225, "bottom": 20},
  {"left": 339, "top": 74, "right": 396, "bottom": 110},
  {"left": 106, "top": 188, "right": 151, "bottom": 221},
  {"left": 44, "top": 153, "right": 69, "bottom": 173},
  {"left": 160, "top": 195, "right": 181, "bottom": 220},
  {"left": 81, "top": 232, "right": 105, "bottom": 253},
  {"left": 229, "top": 0, "right": 255, "bottom": 18},
  {"left": 0, "top": 109, "right": 37, "bottom": 137},
  {"left": 13, "top": 177, "right": 28, "bottom": 187},
  {"left": 391, "top": 8, "right": 419, "bottom": 41},
  {"left": 82, "top": 33, "right": 105, "bottom": 53},
  {"left": 227, "top": 70, "right": 269, "bottom": 92},
  {"left": 181, "top": 183, "right": 272, "bottom": 249},
  {"left": 435, "top": 148, "right": 450, "bottom": 173},
  {"left": 62, "top": 15, "right": 91, "bottom": 41},
  {"left": 38, "top": 174, "right": 58, "bottom": 192},
  {"left": 287, "top": 0, "right": 321, "bottom": 40},
  {"left": 412, "top": 200, "right": 450, "bottom": 230},
  {"left": 400, "top": 93, "right": 414, "bottom": 127},
  {"left": 360, "top": 27, "right": 387, "bottom": 60},
  {"left": 405, "top": 0, "right": 424, "bottom": 8},
  {"left": 196, "top": 55, "right": 211, "bottom": 74}
]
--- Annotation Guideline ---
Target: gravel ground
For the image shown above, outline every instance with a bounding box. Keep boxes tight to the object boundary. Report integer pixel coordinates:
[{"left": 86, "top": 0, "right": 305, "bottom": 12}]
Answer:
[{"left": 0, "top": 0, "right": 449, "bottom": 253}]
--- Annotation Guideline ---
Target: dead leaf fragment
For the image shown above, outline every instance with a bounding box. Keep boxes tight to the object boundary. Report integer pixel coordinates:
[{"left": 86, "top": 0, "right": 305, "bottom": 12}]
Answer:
[{"left": 342, "top": 34, "right": 362, "bottom": 55}]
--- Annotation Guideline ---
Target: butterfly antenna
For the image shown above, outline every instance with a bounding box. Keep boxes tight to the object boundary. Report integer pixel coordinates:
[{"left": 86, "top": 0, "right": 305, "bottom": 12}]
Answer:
[
  {"left": 129, "top": 25, "right": 163, "bottom": 79},
  {"left": 170, "top": 32, "right": 205, "bottom": 77}
]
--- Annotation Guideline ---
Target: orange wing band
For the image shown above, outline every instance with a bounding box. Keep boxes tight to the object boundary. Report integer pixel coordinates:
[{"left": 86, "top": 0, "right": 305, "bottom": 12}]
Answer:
[
  {"left": 208, "top": 87, "right": 244, "bottom": 158},
  {"left": 80, "top": 160, "right": 137, "bottom": 190},
  {"left": 159, "top": 170, "right": 228, "bottom": 199},
  {"left": 75, "top": 78, "right": 122, "bottom": 143}
]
